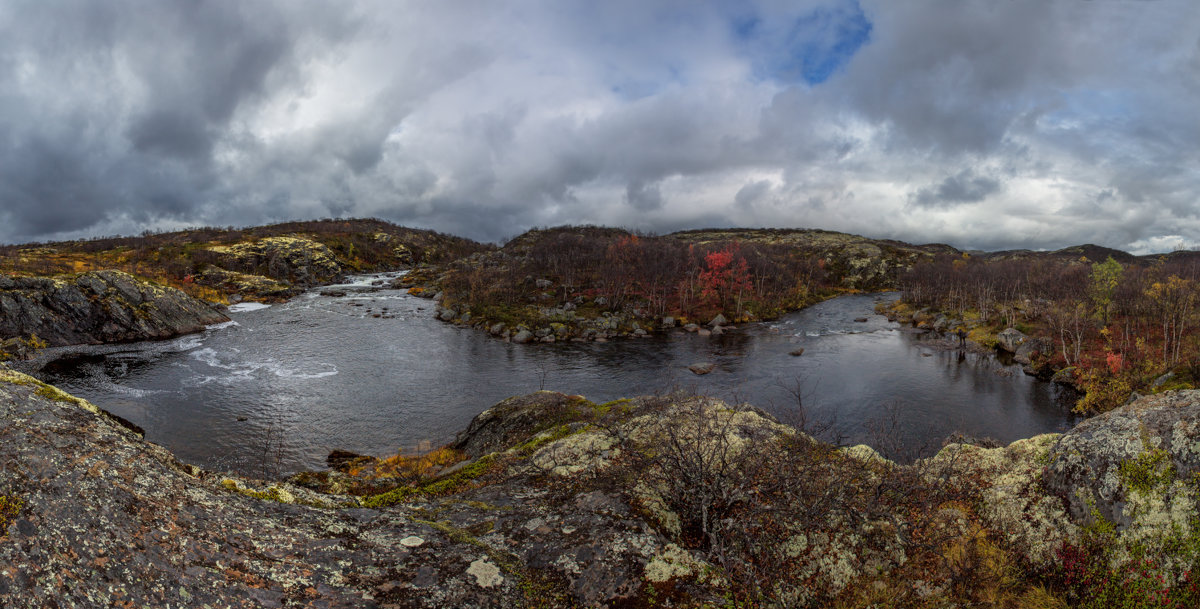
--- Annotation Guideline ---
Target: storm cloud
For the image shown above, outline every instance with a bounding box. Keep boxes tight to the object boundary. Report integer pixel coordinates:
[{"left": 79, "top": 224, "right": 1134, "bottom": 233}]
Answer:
[{"left": 1, "top": 0, "right": 1197, "bottom": 254}]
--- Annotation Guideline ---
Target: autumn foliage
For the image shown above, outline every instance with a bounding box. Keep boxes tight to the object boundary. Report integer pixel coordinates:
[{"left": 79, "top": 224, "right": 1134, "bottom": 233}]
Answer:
[
  {"left": 438, "top": 226, "right": 832, "bottom": 327},
  {"left": 900, "top": 251, "right": 1200, "bottom": 412}
]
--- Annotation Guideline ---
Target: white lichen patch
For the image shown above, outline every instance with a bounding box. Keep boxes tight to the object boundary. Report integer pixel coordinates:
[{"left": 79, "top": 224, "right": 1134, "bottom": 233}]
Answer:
[
  {"left": 633, "top": 481, "right": 681, "bottom": 538},
  {"left": 934, "top": 433, "right": 1075, "bottom": 566},
  {"left": 530, "top": 431, "right": 617, "bottom": 476},
  {"left": 399, "top": 536, "right": 425, "bottom": 548},
  {"left": 838, "top": 444, "right": 893, "bottom": 466},
  {"left": 644, "top": 543, "right": 702, "bottom": 583},
  {"left": 466, "top": 558, "right": 503, "bottom": 588}
]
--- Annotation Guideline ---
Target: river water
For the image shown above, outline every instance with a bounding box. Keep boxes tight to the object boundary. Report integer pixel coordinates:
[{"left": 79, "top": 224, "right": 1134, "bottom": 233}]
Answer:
[{"left": 33, "top": 274, "right": 1079, "bottom": 476}]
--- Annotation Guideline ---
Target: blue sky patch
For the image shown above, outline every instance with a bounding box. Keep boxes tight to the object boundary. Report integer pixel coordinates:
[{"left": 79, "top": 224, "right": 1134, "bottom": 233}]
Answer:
[{"left": 736, "top": 0, "right": 873, "bottom": 86}]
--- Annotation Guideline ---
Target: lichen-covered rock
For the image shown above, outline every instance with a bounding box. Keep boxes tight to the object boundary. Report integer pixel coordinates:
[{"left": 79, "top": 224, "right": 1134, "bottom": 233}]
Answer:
[
  {"left": 932, "top": 433, "right": 1076, "bottom": 565},
  {"left": 0, "top": 374, "right": 671, "bottom": 608},
  {"left": 451, "top": 391, "right": 594, "bottom": 458},
  {"left": 197, "top": 267, "right": 296, "bottom": 301},
  {"left": 0, "top": 270, "right": 229, "bottom": 347},
  {"left": 208, "top": 236, "right": 344, "bottom": 288},
  {"left": 995, "top": 327, "right": 1028, "bottom": 353},
  {"left": 1044, "top": 390, "right": 1200, "bottom": 528}
]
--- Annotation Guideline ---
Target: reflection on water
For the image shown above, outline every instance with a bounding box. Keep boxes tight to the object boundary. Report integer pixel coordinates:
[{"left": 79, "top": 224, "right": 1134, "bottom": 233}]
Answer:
[{"left": 35, "top": 277, "right": 1079, "bottom": 475}]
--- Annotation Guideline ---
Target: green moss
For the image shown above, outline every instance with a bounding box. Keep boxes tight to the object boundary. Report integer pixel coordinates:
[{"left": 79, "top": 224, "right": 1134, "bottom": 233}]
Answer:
[
  {"left": 1119, "top": 449, "right": 1176, "bottom": 495},
  {"left": 593, "top": 398, "right": 633, "bottom": 415},
  {"left": 515, "top": 424, "right": 576, "bottom": 456},
  {"left": 0, "top": 494, "right": 22, "bottom": 537},
  {"left": 362, "top": 455, "right": 498, "bottom": 508},
  {"left": 34, "top": 384, "right": 79, "bottom": 403}
]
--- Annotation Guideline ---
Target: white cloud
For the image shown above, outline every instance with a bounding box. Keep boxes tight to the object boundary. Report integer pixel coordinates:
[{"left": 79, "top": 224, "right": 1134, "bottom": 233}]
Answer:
[{"left": 0, "top": 0, "right": 1198, "bottom": 254}]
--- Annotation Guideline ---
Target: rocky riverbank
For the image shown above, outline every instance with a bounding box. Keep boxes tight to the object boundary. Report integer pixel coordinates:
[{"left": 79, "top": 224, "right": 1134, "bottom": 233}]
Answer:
[
  {"left": 0, "top": 270, "right": 229, "bottom": 350},
  {"left": 4, "top": 367, "right": 1200, "bottom": 606}
]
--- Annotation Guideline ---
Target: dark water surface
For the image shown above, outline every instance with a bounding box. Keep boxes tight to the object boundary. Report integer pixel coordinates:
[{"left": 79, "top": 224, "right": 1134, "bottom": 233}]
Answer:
[{"left": 35, "top": 275, "right": 1079, "bottom": 475}]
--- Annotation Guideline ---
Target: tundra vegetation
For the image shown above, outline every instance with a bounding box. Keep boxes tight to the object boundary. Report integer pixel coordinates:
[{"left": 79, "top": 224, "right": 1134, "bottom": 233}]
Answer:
[
  {"left": 892, "top": 249, "right": 1200, "bottom": 413},
  {"left": 0, "top": 218, "right": 487, "bottom": 304},
  {"left": 428, "top": 225, "right": 951, "bottom": 340}
]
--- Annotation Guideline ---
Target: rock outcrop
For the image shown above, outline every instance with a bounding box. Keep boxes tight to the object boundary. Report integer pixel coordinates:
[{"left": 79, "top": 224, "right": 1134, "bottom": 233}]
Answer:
[
  {"left": 5, "top": 368, "right": 1200, "bottom": 607},
  {"left": 207, "top": 236, "right": 344, "bottom": 288},
  {"left": 0, "top": 271, "right": 229, "bottom": 347},
  {"left": 0, "top": 374, "right": 673, "bottom": 608}
]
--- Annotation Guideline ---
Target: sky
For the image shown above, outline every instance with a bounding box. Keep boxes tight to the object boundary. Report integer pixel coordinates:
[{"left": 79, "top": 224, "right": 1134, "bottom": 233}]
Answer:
[{"left": 1, "top": 0, "right": 1198, "bottom": 254}]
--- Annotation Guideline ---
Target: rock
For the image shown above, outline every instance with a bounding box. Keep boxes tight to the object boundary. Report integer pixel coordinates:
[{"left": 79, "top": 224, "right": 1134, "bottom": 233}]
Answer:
[
  {"left": 451, "top": 391, "right": 588, "bottom": 458},
  {"left": 708, "top": 313, "right": 727, "bottom": 327},
  {"left": 488, "top": 323, "right": 506, "bottom": 336},
  {"left": 1014, "top": 337, "right": 1049, "bottom": 365},
  {"left": 435, "top": 307, "right": 457, "bottom": 321},
  {"left": 855, "top": 317, "right": 869, "bottom": 323},
  {"left": 206, "top": 236, "right": 344, "bottom": 288},
  {"left": 319, "top": 290, "right": 347, "bottom": 298},
  {"left": 683, "top": 323, "right": 699, "bottom": 332},
  {"left": 688, "top": 362, "right": 716, "bottom": 375},
  {"left": 1044, "top": 391, "right": 1200, "bottom": 528},
  {"left": 1151, "top": 372, "right": 1176, "bottom": 390},
  {"left": 535, "top": 279, "right": 553, "bottom": 289},
  {"left": 710, "top": 325, "right": 725, "bottom": 336},
  {"left": 789, "top": 348, "right": 805, "bottom": 357},
  {"left": 0, "top": 374, "right": 675, "bottom": 609},
  {"left": 661, "top": 316, "right": 676, "bottom": 328},
  {"left": 0, "top": 271, "right": 229, "bottom": 347},
  {"left": 511, "top": 329, "right": 534, "bottom": 344},
  {"left": 326, "top": 449, "right": 376, "bottom": 473},
  {"left": 1051, "top": 366, "right": 1076, "bottom": 385},
  {"left": 996, "top": 327, "right": 1028, "bottom": 353},
  {"left": 696, "top": 328, "right": 711, "bottom": 337}
]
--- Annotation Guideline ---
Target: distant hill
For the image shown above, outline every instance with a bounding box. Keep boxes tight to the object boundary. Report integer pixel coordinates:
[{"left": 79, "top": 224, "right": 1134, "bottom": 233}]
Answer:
[{"left": 0, "top": 218, "right": 489, "bottom": 303}]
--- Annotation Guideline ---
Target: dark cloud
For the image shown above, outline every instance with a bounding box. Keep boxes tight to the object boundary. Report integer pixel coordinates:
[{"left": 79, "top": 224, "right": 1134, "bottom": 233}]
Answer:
[
  {"left": 910, "top": 170, "right": 1002, "bottom": 210},
  {"left": 735, "top": 180, "right": 773, "bottom": 209},
  {"left": 0, "top": 0, "right": 1197, "bottom": 255},
  {"left": 626, "top": 180, "right": 665, "bottom": 211}
]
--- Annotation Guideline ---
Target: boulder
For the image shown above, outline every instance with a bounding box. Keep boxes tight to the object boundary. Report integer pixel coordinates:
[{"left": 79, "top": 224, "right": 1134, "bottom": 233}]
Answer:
[
  {"left": 996, "top": 327, "right": 1028, "bottom": 353},
  {"left": 708, "top": 313, "right": 727, "bottom": 327},
  {"left": 1014, "top": 337, "right": 1049, "bottom": 365},
  {"left": 326, "top": 449, "right": 376, "bottom": 473},
  {"left": 683, "top": 323, "right": 699, "bottom": 333},
  {"left": 1044, "top": 390, "right": 1200, "bottom": 528},
  {"left": 661, "top": 316, "right": 676, "bottom": 328},
  {"left": 511, "top": 329, "right": 534, "bottom": 344},
  {"left": 688, "top": 362, "right": 716, "bottom": 375},
  {"left": 789, "top": 348, "right": 805, "bottom": 357}
]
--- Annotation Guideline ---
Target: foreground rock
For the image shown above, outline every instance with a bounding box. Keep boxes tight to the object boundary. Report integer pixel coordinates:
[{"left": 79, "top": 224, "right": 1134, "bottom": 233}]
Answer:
[
  {"left": 0, "top": 270, "right": 229, "bottom": 347},
  {"left": 5, "top": 366, "right": 1200, "bottom": 607}
]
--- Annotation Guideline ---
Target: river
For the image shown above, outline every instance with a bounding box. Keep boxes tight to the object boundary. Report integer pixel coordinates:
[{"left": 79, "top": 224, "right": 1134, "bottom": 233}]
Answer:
[{"left": 32, "top": 274, "right": 1079, "bottom": 476}]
